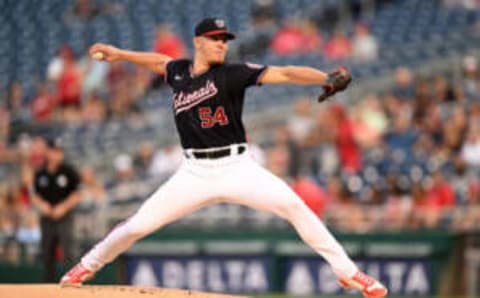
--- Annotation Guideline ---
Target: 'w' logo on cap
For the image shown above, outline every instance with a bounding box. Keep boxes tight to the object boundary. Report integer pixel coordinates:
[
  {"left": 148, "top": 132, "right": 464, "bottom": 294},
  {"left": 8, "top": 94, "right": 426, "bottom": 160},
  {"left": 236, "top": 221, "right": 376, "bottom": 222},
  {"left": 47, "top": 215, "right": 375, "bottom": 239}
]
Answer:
[{"left": 215, "top": 19, "right": 225, "bottom": 28}]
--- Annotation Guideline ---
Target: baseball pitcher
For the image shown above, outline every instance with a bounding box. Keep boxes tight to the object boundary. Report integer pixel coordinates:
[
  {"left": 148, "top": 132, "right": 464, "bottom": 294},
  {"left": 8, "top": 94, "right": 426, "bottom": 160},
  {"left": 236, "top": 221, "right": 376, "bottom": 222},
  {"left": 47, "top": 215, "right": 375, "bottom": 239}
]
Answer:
[{"left": 61, "top": 18, "right": 387, "bottom": 298}]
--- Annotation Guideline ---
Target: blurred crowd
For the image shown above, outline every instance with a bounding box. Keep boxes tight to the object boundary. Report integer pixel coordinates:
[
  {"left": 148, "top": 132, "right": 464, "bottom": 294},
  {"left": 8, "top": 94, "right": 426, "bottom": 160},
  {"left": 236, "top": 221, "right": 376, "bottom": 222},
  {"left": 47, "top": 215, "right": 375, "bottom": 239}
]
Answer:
[
  {"left": 2, "top": 56, "right": 480, "bottom": 263},
  {"left": 237, "top": 2, "right": 379, "bottom": 63},
  {"left": 1, "top": 0, "right": 480, "bottom": 264},
  {"left": 265, "top": 59, "right": 480, "bottom": 233},
  {"left": 1, "top": 0, "right": 384, "bottom": 129}
]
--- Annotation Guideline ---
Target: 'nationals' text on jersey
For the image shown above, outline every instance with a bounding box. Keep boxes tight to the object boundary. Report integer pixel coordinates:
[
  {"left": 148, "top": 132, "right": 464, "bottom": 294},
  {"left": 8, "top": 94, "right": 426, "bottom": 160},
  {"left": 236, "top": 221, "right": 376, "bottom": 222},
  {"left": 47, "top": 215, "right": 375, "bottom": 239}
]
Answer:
[{"left": 165, "top": 59, "right": 267, "bottom": 149}]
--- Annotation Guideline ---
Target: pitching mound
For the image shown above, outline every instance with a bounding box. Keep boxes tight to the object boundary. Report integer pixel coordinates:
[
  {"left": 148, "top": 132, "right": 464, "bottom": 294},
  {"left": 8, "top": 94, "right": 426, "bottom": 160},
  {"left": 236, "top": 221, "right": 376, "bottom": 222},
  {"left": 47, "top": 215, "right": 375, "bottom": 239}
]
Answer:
[{"left": 0, "top": 284, "right": 249, "bottom": 298}]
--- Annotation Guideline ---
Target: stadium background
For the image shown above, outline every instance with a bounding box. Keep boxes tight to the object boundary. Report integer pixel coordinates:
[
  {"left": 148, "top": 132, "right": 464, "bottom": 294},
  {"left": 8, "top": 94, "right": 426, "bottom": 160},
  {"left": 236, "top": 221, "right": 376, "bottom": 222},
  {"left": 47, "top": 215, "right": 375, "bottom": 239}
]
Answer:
[{"left": 1, "top": 0, "right": 480, "bottom": 297}]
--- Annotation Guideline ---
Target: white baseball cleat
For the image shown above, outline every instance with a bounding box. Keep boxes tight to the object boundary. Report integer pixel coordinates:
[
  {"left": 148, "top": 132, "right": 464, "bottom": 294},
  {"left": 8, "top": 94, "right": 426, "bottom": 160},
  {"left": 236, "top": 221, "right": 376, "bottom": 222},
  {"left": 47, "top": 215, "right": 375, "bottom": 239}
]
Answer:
[
  {"left": 338, "top": 271, "right": 388, "bottom": 298},
  {"left": 60, "top": 263, "right": 95, "bottom": 286}
]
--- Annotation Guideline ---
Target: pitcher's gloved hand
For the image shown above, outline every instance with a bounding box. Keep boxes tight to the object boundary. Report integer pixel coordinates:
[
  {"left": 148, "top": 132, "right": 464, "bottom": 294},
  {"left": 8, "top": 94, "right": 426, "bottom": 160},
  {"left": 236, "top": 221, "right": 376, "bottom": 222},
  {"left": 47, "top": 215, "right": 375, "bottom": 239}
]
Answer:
[{"left": 318, "top": 66, "right": 352, "bottom": 102}]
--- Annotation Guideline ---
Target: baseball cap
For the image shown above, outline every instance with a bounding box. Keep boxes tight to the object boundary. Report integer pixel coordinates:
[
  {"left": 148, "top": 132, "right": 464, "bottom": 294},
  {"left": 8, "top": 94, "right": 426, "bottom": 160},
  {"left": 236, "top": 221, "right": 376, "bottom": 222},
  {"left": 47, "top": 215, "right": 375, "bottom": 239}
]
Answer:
[{"left": 194, "top": 17, "right": 235, "bottom": 40}]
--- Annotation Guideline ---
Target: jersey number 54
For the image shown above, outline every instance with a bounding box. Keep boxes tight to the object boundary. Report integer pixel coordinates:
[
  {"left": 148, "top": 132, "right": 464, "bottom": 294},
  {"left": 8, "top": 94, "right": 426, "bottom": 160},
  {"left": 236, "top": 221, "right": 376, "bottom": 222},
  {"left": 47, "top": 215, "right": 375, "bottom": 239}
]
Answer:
[{"left": 198, "top": 106, "right": 229, "bottom": 128}]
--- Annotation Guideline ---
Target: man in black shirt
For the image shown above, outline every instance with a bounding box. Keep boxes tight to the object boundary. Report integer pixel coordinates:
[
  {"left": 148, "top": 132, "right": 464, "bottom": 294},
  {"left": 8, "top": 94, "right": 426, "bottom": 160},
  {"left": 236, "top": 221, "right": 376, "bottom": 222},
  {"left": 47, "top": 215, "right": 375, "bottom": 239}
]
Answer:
[
  {"left": 61, "top": 18, "right": 387, "bottom": 298},
  {"left": 33, "top": 137, "right": 81, "bottom": 282}
]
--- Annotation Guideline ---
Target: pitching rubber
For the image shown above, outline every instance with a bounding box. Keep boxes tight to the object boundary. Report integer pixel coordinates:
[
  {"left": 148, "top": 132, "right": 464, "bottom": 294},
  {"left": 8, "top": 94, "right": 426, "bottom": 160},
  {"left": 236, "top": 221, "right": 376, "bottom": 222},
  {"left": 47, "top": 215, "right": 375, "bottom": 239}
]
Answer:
[{"left": 0, "top": 284, "right": 250, "bottom": 298}]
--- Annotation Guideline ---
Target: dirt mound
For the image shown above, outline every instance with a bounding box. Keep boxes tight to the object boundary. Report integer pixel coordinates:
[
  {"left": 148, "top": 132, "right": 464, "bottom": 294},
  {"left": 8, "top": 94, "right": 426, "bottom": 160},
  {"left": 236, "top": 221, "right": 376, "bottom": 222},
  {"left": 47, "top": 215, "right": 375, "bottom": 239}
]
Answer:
[{"left": 0, "top": 284, "right": 249, "bottom": 298}]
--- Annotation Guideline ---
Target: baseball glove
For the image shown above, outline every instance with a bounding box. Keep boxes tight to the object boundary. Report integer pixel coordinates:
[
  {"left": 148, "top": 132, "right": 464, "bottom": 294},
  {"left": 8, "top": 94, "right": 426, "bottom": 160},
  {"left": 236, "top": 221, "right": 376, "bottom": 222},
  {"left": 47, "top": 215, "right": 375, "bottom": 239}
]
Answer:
[{"left": 318, "top": 66, "right": 352, "bottom": 102}]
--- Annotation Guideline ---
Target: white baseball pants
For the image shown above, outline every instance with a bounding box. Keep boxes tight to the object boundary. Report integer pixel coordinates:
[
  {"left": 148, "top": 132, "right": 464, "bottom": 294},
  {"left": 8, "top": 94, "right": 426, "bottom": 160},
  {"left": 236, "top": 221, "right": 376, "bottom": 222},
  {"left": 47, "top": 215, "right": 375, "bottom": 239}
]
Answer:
[{"left": 81, "top": 146, "right": 358, "bottom": 279}]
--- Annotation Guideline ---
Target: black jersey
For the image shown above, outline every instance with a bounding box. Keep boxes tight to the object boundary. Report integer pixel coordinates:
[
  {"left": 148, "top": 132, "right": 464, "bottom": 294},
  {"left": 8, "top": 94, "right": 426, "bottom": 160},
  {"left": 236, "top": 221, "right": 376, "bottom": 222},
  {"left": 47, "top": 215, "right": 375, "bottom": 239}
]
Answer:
[
  {"left": 165, "top": 59, "right": 267, "bottom": 149},
  {"left": 34, "top": 163, "right": 80, "bottom": 206}
]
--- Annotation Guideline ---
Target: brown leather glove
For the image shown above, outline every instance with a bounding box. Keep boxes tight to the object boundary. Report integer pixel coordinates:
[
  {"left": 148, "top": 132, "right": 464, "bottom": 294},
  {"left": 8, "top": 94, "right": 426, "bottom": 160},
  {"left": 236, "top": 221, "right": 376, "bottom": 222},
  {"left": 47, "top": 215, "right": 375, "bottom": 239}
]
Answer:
[{"left": 318, "top": 66, "right": 352, "bottom": 102}]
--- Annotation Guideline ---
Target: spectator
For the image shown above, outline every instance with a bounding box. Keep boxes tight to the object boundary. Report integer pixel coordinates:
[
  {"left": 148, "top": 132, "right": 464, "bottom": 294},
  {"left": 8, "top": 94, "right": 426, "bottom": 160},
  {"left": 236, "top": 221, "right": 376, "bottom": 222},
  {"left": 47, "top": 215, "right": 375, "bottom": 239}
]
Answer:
[
  {"left": 107, "top": 61, "right": 129, "bottom": 92},
  {"left": 461, "top": 127, "right": 480, "bottom": 167},
  {"left": 270, "top": 19, "right": 305, "bottom": 56},
  {"left": 271, "top": 126, "right": 301, "bottom": 178},
  {"left": 427, "top": 171, "right": 456, "bottom": 209},
  {"left": 0, "top": 184, "right": 11, "bottom": 236},
  {"left": 352, "top": 94, "right": 388, "bottom": 148},
  {"left": 270, "top": 19, "right": 322, "bottom": 56},
  {"left": 329, "top": 104, "right": 362, "bottom": 173},
  {"left": 28, "top": 136, "right": 48, "bottom": 170},
  {"left": 384, "top": 111, "right": 417, "bottom": 152},
  {"left": 147, "top": 24, "right": 184, "bottom": 89},
  {"left": 78, "top": 165, "right": 107, "bottom": 209},
  {"left": 410, "top": 182, "right": 441, "bottom": 229},
  {"left": 326, "top": 184, "right": 367, "bottom": 232},
  {"left": 432, "top": 75, "right": 461, "bottom": 103},
  {"left": 324, "top": 30, "right": 352, "bottom": 61},
  {"left": 291, "top": 176, "right": 327, "bottom": 218},
  {"left": 392, "top": 67, "right": 414, "bottom": 100},
  {"left": 449, "top": 156, "right": 477, "bottom": 204},
  {"left": 289, "top": 98, "right": 330, "bottom": 177},
  {"left": 306, "top": 117, "right": 340, "bottom": 177},
  {"left": 73, "top": 0, "right": 96, "bottom": 19},
  {"left": 109, "top": 153, "right": 135, "bottom": 198},
  {"left": 127, "top": 66, "right": 151, "bottom": 100},
  {"left": 462, "top": 56, "right": 480, "bottom": 100},
  {"left": 352, "top": 23, "right": 378, "bottom": 63},
  {"left": 7, "top": 81, "right": 30, "bottom": 123},
  {"left": 57, "top": 46, "right": 82, "bottom": 107},
  {"left": 307, "top": 109, "right": 340, "bottom": 177},
  {"left": 17, "top": 166, "right": 34, "bottom": 210},
  {"left": 0, "top": 140, "right": 11, "bottom": 164},
  {"left": 107, "top": 76, "right": 144, "bottom": 120},
  {"left": 383, "top": 175, "right": 411, "bottom": 230},
  {"left": 411, "top": 133, "right": 436, "bottom": 163},
  {"left": 134, "top": 141, "right": 156, "bottom": 179},
  {"left": 421, "top": 105, "right": 443, "bottom": 144},
  {"left": 7, "top": 82, "right": 24, "bottom": 115},
  {"left": 265, "top": 144, "right": 290, "bottom": 178},
  {"left": 65, "top": 0, "right": 99, "bottom": 23},
  {"left": 325, "top": 176, "right": 344, "bottom": 205},
  {"left": 108, "top": 86, "right": 132, "bottom": 119},
  {"left": 152, "top": 24, "right": 186, "bottom": 59},
  {"left": 471, "top": 103, "right": 480, "bottom": 128},
  {"left": 78, "top": 56, "right": 110, "bottom": 98},
  {"left": 444, "top": 0, "right": 480, "bottom": 10},
  {"left": 412, "top": 80, "right": 435, "bottom": 128},
  {"left": 61, "top": 105, "right": 83, "bottom": 127},
  {"left": 287, "top": 97, "right": 315, "bottom": 145},
  {"left": 47, "top": 45, "right": 75, "bottom": 83},
  {"left": 81, "top": 93, "right": 107, "bottom": 125},
  {"left": 299, "top": 20, "right": 323, "bottom": 54},
  {"left": 236, "top": 29, "right": 274, "bottom": 59},
  {"left": 16, "top": 210, "right": 41, "bottom": 263},
  {"left": 109, "top": 153, "right": 150, "bottom": 202},
  {"left": 382, "top": 93, "right": 402, "bottom": 120},
  {"left": 235, "top": 0, "right": 277, "bottom": 59},
  {"left": 311, "top": 4, "right": 340, "bottom": 32},
  {"left": 2, "top": 182, "right": 23, "bottom": 239},
  {"left": 466, "top": 177, "right": 480, "bottom": 206},
  {"left": 31, "top": 83, "right": 57, "bottom": 123},
  {"left": 0, "top": 106, "right": 10, "bottom": 142},
  {"left": 149, "top": 144, "right": 184, "bottom": 179},
  {"left": 1, "top": 237, "right": 21, "bottom": 264},
  {"left": 251, "top": 0, "right": 277, "bottom": 23},
  {"left": 451, "top": 159, "right": 480, "bottom": 230},
  {"left": 442, "top": 106, "right": 468, "bottom": 155}
]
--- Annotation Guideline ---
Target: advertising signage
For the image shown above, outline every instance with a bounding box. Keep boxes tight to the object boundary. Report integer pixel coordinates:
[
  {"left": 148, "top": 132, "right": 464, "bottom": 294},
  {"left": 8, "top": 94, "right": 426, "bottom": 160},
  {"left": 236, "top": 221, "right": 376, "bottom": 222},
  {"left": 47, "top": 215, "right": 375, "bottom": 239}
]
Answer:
[
  {"left": 126, "top": 256, "right": 272, "bottom": 294},
  {"left": 285, "top": 258, "right": 432, "bottom": 296}
]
